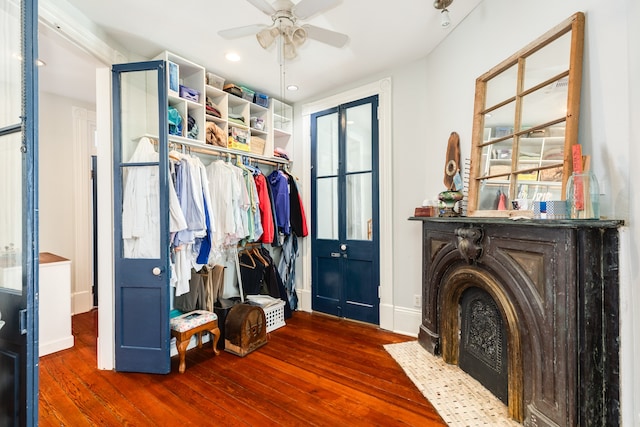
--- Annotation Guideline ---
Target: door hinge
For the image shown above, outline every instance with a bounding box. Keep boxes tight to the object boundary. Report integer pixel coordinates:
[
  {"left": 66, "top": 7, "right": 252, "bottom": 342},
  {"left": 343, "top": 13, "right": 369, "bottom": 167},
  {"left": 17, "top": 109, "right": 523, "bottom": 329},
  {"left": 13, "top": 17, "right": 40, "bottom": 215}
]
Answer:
[{"left": 19, "top": 309, "right": 28, "bottom": 335}]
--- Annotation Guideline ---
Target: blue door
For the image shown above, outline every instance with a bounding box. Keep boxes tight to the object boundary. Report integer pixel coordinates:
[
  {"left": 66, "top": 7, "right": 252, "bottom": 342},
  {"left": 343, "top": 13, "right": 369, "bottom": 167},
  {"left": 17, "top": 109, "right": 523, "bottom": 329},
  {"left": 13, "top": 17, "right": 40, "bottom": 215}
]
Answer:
[
  {"left": 112, "top": 61, "right": 171, "bottom": 373},
  {"left": 311, "top": 96, "right": 380, "bottom": 324},
  {"left": 0, "top": 0, "right": 39, "bottom": 424}
]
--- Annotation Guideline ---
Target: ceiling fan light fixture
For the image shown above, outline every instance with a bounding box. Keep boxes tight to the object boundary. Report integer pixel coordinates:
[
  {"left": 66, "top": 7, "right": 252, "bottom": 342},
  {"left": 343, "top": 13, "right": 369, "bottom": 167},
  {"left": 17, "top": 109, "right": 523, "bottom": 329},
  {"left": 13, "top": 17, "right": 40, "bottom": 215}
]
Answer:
[
  {"left": 440, "top": 9, "right": 451, "bottom": 28},
  {"left": 287, "top": 25, "right": 307, "bottom": 48},
  {"left": 433, "top": 0, "right": 453, "bottom": 28},
  {"left": 257, "top": 27, "right": 279, "bottom": 49},
  {"left": 283, "top": 41, "right": 297, "bottom": 60}
]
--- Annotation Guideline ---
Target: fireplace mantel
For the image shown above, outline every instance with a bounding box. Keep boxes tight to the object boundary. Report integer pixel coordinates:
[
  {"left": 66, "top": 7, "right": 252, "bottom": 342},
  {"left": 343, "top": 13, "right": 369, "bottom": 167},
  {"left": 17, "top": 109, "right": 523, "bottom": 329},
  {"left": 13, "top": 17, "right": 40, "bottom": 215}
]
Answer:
[{"left": 410, "top": 217, "right": 623, "bottom": 427}]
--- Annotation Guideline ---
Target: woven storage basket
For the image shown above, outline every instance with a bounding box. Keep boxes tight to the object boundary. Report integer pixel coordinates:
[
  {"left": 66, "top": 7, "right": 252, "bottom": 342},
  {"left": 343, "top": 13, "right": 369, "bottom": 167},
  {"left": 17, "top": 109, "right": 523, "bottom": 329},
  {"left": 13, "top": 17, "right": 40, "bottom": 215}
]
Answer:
[{"left": 250, "top": 137, "right": 266, "bottom": 155}]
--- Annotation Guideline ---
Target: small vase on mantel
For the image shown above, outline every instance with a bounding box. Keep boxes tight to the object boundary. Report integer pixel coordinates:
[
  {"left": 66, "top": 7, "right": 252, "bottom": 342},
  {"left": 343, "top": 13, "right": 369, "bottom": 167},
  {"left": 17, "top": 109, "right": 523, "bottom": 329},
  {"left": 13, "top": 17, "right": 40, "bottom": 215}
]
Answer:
[
  {"left": 566, "top": 171, "right": 600, "bottom": 219},
  {"left": 438, "top": 190, "right": 464, "bottom": 217}
]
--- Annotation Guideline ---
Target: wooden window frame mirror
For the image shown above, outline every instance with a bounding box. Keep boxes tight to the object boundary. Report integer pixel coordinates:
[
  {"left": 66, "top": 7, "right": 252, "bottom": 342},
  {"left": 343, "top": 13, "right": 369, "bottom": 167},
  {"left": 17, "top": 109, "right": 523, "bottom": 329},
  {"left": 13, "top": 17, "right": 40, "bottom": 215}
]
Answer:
[{"left": 467, "top": 12, "right": 585, "bottom": 217}]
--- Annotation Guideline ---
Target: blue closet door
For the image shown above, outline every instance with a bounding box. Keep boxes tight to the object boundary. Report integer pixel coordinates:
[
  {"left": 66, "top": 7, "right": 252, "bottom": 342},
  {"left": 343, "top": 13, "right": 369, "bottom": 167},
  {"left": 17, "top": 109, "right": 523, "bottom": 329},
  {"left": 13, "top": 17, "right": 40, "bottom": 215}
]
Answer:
[
  {"left": 0, "top": 0, "right": 39, "bottom": 424},
  {"left": 112, "top": 61, "right": 170, "bottom": 373},
  {"left": 311, "top": 95, "right": 380, "bottom": 325}
]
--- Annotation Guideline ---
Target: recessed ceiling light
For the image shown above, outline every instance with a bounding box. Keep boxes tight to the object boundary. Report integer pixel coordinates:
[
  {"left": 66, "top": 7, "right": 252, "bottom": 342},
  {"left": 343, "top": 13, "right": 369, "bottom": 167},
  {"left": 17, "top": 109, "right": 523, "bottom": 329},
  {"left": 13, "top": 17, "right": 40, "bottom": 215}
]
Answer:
[
  {"left": 287, "top": 85, "right": 298, "bottom": 91},
  {"left": 225, "top": 52, "right": 241, "bottom": 62}
]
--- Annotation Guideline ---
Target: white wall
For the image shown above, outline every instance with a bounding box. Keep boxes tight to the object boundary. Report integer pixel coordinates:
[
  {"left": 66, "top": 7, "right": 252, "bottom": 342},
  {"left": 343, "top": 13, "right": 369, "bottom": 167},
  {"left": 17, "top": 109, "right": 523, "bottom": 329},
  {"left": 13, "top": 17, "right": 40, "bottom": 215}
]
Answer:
[
  {"left": 295, "top": 0, "right": 638, "bottom": 424},
  {"left": 39, "top": 91, "right": 96, "bottom": 314}
]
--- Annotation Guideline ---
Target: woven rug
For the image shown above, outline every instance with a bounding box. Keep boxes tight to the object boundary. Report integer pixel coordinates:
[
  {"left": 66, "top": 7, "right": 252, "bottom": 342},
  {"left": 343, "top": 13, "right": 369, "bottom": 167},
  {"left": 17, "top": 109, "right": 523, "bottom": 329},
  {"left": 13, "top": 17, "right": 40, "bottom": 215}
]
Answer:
[{"left": 384, "top": 341, "right": 520, "bottom": 426}]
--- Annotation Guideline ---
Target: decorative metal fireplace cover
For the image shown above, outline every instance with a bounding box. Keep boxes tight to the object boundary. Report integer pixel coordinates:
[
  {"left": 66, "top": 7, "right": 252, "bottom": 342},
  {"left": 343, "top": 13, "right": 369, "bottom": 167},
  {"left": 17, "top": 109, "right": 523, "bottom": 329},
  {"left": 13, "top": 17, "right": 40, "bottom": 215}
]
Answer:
[{"left": 459, "top": 287, "right": 509, "bottom": 404}]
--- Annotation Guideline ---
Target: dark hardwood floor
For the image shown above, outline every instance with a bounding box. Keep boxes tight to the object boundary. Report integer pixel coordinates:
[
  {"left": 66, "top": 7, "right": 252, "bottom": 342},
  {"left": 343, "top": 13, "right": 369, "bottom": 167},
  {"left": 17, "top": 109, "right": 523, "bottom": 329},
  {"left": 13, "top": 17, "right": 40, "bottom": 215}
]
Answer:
[{"left": 39, "top": 309, "right": 446, "bottom": 426}]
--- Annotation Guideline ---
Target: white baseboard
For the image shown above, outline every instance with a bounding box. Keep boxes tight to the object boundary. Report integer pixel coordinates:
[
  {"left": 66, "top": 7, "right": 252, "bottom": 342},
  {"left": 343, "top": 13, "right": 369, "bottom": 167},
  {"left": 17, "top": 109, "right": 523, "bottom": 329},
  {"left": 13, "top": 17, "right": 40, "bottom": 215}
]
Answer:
[
  {"left": 73, "top": 290, "right": 94, "bottom": 314},
  {"left": 40, "top": 335, "right": 75, "bottom": 357},
  {"left": 391, "top": 306, "right": 421, "bottom": 338},
  {"left": 295, "top": 287, "right": 421, "bottom": 338}
]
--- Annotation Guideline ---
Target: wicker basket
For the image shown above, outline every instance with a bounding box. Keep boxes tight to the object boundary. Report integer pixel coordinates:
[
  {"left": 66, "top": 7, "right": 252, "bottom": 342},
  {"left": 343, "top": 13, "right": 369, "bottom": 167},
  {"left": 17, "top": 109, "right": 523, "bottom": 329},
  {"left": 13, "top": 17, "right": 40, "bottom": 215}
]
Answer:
[{"left": 250, "top": 137, "right": 266, "bottom": 155}]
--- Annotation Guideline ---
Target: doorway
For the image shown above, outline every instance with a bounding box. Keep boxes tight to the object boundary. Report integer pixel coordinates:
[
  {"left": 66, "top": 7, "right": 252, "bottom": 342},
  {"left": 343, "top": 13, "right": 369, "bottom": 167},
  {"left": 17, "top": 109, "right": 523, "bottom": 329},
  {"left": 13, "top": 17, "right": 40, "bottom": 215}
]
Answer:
[{"left": 310, "top": 95, "right": 380, "bottom": 324}]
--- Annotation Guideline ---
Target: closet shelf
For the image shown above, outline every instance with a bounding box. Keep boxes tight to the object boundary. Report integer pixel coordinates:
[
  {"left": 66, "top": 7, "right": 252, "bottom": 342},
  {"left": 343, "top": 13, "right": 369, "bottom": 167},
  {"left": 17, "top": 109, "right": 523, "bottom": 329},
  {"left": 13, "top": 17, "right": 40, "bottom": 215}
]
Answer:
[{"left": 168, "top": 136, "right": 290, "bottom": 166}]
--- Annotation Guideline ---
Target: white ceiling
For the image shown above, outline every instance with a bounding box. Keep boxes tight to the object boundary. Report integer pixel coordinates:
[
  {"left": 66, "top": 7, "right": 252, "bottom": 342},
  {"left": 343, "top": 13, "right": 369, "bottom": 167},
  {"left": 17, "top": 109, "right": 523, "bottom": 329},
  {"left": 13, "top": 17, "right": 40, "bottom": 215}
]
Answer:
[{"left": 38, "top": 0, "right": 482, "bottom": 104}]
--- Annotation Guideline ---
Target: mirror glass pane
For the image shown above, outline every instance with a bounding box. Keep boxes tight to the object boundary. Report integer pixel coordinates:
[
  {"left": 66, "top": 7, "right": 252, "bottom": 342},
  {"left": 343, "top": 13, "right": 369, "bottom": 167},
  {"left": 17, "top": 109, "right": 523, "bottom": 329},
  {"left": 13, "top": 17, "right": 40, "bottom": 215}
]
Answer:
[
  {"left": 523, "top": 32, "right": 571, "bottom": 90},
  {"left": 0, "top": 0, "right": 21, "bottom": 129},
  {"left": 482, "top": 101, "right": 516, "bottom": 138},
  {"left": 347, "top": 173, "right": 372, "bottom": 241},
  {"left": 477, "top": 178, "right": 511, "bottom": 210},
  {"left": 481, "top": 138, "right": 513, "bottom": 178},
  {"left": 120, "top": 70, "right": 161, "bottom": 259},
  {"left": 0, "top": 132, "right": 23, "bottom": 293},
  {"left": 316, "top": 112, "right": 339, "bottom": 177},
  {"left": 486, "top": 64, "right": 518, "bottom": 107},
  {"left": 521, "top": 83, "right": 568, "bottom": 127},
  {"left": 345, "top": 104, "right": 372, "bottom": 173},
  {"left": 316, "top": 177, "right": 338, "bottom": 240}
]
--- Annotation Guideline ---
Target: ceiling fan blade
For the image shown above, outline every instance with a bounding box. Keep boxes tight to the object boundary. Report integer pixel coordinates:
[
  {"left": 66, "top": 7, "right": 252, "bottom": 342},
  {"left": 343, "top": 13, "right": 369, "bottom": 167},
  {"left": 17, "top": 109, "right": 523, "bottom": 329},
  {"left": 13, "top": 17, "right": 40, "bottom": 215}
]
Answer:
[
  {"left": 218, "top": 24, "right": 269, "bottom": 40},
  {"left": 293, "top": 0, "right": 341, "bottom": 20},
  {"left": 246, "top": 0, "right": 276, "bottom": 15},
  {"left": 302, "top": 24, "right": 349, "bottom": 48}
]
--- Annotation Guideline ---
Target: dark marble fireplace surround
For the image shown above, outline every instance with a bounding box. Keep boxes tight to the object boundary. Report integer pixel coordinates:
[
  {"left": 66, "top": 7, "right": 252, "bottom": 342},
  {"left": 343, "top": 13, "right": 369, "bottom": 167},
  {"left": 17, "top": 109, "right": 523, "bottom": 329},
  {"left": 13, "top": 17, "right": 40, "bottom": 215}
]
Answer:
[{"left": 411, "top": 217, "right": 622, "bottom": 427}]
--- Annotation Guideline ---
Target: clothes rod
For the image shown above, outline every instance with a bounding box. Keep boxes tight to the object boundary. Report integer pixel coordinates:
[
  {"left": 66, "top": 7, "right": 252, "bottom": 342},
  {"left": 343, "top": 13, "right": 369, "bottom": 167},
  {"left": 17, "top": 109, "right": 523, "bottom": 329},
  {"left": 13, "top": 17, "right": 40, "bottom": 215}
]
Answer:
[
  {"left": 144, "top": 134, "right": 290, "bottom": 167},
  {"left": 169, "top": 136, "right": 289, "bottom": 167}
]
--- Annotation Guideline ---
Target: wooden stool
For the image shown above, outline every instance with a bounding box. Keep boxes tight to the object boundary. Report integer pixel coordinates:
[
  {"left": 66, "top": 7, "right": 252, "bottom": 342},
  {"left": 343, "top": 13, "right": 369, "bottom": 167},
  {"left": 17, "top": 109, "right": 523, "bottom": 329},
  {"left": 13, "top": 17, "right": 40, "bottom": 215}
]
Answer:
[{"left": 170, "top": 310, "right": 220, "bottom": 373}]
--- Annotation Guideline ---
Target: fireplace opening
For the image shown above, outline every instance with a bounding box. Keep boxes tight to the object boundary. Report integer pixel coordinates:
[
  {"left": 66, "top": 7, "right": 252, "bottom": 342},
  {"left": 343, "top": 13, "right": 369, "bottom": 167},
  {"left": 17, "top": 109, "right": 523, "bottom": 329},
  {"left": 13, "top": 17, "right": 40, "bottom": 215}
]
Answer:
[{"left": 459, "top": 286, "right": 508, "bottom": 404}]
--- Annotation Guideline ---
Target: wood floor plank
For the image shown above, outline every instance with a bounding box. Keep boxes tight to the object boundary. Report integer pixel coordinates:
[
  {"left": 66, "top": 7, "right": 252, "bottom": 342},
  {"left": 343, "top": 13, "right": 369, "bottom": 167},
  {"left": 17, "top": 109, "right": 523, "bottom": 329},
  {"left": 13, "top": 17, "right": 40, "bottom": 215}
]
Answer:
[{"left": 39, "top": 309, "right": 447, "bottom": 426}]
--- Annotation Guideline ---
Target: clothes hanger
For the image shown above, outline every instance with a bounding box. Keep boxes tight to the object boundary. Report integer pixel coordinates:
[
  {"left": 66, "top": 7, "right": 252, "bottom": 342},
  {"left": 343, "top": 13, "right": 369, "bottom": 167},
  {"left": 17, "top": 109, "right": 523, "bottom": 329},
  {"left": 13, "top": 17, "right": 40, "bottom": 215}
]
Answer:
[
  {"left": 238, "top": 249, "right": 256, "bottom": 269},
  {"left": 251, "top": 247, "right": 268, "bottom": 266}
]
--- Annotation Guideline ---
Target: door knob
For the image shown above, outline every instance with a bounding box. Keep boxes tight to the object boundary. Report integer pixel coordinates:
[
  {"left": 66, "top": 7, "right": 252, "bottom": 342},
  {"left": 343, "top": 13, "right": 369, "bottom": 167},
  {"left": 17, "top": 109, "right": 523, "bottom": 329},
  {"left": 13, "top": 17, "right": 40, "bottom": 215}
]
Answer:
[
  {"left": 340, "top": 244, "right": 347, "bottom": 251},
  {"left": 152, "top": 267, "right": 162, "bottom": 276}
]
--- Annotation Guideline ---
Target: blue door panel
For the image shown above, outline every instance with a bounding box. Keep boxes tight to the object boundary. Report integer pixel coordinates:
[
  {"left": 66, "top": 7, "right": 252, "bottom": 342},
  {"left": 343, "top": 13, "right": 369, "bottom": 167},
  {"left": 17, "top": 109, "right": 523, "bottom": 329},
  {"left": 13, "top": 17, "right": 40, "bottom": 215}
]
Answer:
[
  {"left": 0, "top": 349, "right": 19, "bottom": 423},
  {"left": 112, "top": 60, "right": 170, "bottom": 374},
  {"left": 311, "top": 96, "right": 380, "bottom": 324},
  {"left": 345, "top": 259, "right": 374, "bottom": 303}
]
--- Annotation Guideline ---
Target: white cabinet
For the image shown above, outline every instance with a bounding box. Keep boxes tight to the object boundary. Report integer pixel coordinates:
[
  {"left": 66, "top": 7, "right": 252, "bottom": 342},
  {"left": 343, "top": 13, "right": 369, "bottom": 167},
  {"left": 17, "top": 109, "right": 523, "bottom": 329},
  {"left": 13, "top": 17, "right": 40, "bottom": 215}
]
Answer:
[{"left": 39, "top": 252, "right": 74, "bottom": 356}]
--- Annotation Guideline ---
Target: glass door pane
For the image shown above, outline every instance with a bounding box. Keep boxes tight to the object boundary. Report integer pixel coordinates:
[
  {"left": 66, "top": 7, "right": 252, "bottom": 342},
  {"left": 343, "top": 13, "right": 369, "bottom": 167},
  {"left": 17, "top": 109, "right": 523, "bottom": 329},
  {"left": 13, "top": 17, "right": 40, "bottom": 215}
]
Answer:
[
  {"left": 0, "top": 0, "right": 21, "bottom": 129},
  {"left": 316, "top": 113, "right": 339, "bottom": 176},
  {"left": 345, "top": 103, "right": 373, "bottom": 241},
  {"left": 0, "top": 132, "right": 22, "bottom": 292},
  {"left": 119, "top": 70, "right": 161, "bottom": 259},
  {"left": 315, "top": 111, "right": 339, "bottom": 240}
]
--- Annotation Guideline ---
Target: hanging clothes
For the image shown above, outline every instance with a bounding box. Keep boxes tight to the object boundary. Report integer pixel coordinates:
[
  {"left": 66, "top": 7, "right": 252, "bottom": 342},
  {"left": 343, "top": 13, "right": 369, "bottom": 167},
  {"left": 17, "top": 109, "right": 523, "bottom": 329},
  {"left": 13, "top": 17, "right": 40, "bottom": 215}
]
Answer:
[
  {"left": 283, "top": 170, "right": 308, "bottom": 238},
  {"left": 268, "top": 170, "right": 291, "bottom": 236},
  {"left": 123, "top": 137, "right": 187, "bottom": 258},
  {"left": 238, "top": 249, "right": 266, "bottom": 296},
  {"left": 200, "top": 264, "right": 225, "bottom": 311},
  {"left": 260, "top": 247, "right": 292, "bottom": 319},
  {"left": 254, "top": 172, "right": 275, "bottom": 244},
  {"left": 277, "top": 234, "right": 299, "bottom": 311}
]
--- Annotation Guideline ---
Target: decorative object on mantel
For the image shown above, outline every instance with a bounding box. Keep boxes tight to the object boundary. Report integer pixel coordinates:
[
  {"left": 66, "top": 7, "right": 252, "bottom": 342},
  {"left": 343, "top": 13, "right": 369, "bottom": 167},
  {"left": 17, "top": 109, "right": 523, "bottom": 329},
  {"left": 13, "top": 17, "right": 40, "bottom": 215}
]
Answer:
[{"left": 438, "top": 131, "right": 463, "bottom": 217}]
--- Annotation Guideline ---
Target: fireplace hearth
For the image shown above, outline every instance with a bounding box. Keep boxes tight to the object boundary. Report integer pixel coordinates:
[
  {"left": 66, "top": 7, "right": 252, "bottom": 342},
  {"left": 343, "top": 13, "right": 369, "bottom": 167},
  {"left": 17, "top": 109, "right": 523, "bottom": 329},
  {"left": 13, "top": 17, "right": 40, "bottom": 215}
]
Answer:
[{"left": 410, "top": 217, "right": 622, "bottom": 427}]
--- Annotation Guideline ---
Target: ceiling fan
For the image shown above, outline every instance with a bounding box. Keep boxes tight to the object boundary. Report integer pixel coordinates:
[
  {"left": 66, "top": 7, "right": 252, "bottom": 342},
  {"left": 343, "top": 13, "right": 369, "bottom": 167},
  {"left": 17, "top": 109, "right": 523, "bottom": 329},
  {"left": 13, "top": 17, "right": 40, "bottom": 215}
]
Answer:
[{"left": 218, "top": 0, "right": 349, "bottom": 60}]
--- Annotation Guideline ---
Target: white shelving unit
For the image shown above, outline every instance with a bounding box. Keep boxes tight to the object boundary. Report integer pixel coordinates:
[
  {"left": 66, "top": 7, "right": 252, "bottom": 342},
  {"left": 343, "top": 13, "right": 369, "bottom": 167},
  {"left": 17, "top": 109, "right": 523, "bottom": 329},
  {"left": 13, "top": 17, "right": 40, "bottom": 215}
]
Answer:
[{"left": 155, "top": 50, "right": 292, "bottom": 163}]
